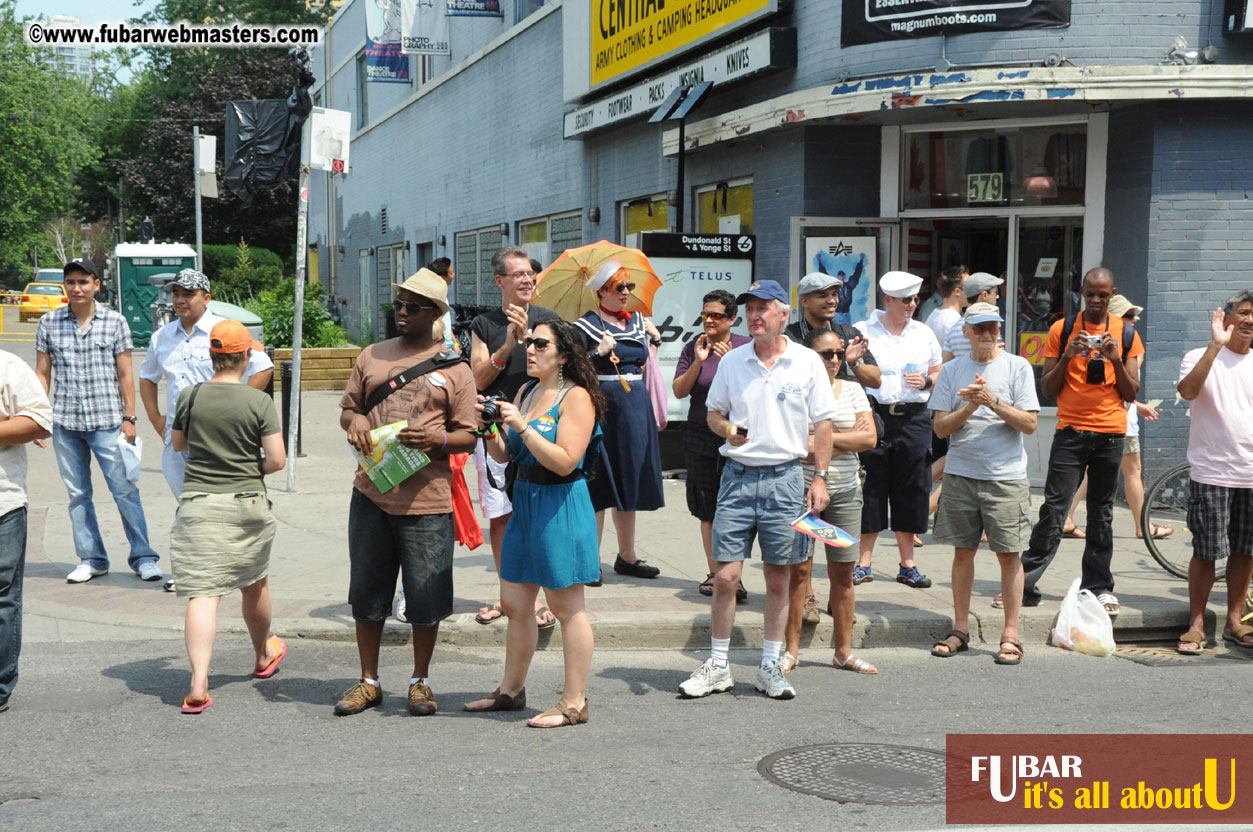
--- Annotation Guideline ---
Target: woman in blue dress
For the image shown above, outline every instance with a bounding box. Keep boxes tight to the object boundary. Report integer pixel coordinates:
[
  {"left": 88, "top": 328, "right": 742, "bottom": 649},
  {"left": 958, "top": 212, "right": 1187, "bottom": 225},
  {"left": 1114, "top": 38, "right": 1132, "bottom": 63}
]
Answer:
[
  {"left": 573, "top": 265, "right": 666, "bottom": 581},
  {"left": 464, "top": 320, "right": 604, "bottom": 728}
]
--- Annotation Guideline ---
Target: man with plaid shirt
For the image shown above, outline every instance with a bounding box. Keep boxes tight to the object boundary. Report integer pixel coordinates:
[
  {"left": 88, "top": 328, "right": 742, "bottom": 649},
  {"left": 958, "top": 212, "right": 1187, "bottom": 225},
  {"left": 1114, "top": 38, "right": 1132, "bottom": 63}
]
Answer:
[{"left": 35, "top": 258, "right": 162, "bottom": 584}]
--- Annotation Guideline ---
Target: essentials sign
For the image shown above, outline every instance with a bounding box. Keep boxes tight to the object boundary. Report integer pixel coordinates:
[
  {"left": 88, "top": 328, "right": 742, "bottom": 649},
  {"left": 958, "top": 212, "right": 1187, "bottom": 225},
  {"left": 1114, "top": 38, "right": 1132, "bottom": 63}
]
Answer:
[{"left": 591, "top": 0, "right": 775, "bottom": 88}]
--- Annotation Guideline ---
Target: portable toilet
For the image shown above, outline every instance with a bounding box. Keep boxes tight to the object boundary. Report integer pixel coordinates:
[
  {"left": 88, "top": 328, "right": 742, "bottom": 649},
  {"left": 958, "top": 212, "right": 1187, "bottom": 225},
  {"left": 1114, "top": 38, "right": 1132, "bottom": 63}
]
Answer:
[{"left": 113, "top": 242, "right": 197, "bottom": 347}]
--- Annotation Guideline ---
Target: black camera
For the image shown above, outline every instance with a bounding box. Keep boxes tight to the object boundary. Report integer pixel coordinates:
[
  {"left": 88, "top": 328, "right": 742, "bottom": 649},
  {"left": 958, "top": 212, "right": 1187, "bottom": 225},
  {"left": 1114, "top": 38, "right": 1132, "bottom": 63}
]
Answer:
[
  {"left": 480, "top": 395, "right": 507, "bottom": 423},
  {"left": 1086, "top": 356, "right": 1107, "bottom": 384}
]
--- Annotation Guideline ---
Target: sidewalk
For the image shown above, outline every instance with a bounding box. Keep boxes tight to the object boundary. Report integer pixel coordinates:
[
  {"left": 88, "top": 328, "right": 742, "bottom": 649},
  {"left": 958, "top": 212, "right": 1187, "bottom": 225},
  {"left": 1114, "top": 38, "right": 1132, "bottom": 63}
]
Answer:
[{"left": 22, "top": 388, "right": 1206, "bottom": 651}]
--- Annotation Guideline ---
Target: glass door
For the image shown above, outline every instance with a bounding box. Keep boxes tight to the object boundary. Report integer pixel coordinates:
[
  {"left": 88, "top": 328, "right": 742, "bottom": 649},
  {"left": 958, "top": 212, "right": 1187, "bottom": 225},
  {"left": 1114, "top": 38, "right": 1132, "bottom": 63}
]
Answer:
[{"left": 1013, "top": 216, "right": 1084, "bottom": 404}]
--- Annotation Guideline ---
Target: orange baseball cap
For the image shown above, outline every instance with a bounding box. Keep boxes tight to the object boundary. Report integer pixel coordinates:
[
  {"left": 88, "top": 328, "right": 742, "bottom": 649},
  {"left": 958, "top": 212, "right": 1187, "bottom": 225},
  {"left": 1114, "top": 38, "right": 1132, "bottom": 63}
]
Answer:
[{"left": 209, "top": 319, "right": 263, "bottom": 353}]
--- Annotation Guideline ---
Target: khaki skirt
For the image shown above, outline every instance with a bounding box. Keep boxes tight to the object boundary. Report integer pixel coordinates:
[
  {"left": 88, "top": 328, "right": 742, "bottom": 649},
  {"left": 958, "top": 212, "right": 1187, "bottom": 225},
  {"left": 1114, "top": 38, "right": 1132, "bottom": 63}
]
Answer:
[{"left": 170, "top": 491, "right": 276, "bottom": 598}]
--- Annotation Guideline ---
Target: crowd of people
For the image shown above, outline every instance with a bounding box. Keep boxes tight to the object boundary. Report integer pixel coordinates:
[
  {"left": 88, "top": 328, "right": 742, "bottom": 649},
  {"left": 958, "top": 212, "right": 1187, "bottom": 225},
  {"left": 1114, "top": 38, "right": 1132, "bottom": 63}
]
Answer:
[{"left": 2, "top": 248, "right": 1250, "bottom": 720}]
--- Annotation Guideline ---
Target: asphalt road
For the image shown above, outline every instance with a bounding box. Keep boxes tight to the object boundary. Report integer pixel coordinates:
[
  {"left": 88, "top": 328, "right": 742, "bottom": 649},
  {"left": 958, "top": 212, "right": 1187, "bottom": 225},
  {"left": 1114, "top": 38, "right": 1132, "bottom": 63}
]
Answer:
[{"left": 4, "top": 637, "right": 1252, "bottom": 831}]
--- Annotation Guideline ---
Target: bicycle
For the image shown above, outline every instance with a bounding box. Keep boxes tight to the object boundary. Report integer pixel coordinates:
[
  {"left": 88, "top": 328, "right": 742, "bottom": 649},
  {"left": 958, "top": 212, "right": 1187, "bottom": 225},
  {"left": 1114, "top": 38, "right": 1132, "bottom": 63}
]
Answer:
[{"left": 1141, "top": 463, "right": 1215, "bottom": 580}]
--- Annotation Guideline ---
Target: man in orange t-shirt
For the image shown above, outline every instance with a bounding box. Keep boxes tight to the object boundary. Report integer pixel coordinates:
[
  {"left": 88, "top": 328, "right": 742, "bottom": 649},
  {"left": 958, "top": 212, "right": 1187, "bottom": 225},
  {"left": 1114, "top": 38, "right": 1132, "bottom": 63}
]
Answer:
[{"left": 1020, "top": 268, "right": 1144, "bottom": 614}]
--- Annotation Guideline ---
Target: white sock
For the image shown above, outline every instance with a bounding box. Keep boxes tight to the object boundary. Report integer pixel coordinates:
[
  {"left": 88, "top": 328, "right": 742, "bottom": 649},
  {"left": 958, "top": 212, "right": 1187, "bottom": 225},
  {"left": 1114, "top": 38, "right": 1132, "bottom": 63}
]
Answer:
[
  {"left": 761, "top": 640, "right": 783, "bottom": 669},
  {"left": 362, "top": 677, "right": 380, "bottom": 687},
  {"left": 409, "top": 677, "right": 427, "bottom": 686},
  {"left": 710, "top": 637, "right": 731, "bottom": 669}
]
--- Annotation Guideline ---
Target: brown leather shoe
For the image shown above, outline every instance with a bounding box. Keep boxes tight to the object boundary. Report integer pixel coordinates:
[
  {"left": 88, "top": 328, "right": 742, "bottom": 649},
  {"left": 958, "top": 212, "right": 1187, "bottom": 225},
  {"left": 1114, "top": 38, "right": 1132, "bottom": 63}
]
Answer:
[
  {"left": 408, "top": 681, "right": 437, "bottom": 716},
  {"left": 334, "top": 678, "right": 382, "bottom": 716}
]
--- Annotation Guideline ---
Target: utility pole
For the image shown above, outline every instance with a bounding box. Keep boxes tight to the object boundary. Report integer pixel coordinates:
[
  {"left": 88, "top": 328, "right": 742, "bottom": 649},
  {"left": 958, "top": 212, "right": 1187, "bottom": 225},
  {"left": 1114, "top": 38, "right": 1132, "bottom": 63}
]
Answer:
[
  {"left": 193, "top": 126, "right": 204, "bottom": 271},
  {"left": 286, "top": 117, "right": 312, "bottom": 493}
]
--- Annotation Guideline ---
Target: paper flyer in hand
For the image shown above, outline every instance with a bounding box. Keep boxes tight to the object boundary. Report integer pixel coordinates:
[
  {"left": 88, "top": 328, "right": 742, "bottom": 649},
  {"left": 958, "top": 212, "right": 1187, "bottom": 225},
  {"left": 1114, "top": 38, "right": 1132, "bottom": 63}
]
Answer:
[
  {"left": 355, "top": 421, "right": 430, "bottom": 493},
  {"left": 791, "top": 511, "right": 858, "bottom": 548}
]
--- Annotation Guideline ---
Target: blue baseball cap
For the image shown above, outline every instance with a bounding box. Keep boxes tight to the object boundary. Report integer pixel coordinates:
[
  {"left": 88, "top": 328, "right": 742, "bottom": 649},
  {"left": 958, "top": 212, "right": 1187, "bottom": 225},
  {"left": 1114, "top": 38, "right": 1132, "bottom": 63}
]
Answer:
[{"left": 736, "top": 279, "right": 789, "bottom": 306}]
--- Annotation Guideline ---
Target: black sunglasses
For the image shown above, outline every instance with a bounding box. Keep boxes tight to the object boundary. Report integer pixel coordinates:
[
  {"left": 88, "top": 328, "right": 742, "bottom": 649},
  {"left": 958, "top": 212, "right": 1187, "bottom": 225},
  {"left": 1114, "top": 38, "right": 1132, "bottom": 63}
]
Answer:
[
  {"left": 614, "top": 282, "right": 637, "bottom": 293},
  {"left": 817, "top": 349, "right": 845, "bottom": 361},
  {"left": 524, "top": 336, "right": 553, "bottom": 351},
  {"left": 393, "top": 299, "right": 437, "bottom": 314}
]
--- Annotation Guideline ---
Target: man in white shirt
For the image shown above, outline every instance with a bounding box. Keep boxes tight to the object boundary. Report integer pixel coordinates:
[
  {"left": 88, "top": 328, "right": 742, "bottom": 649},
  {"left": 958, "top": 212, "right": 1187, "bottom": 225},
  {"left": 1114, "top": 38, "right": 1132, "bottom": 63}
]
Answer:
[
  {"left": 929, "top": 303, "right": 1039, "bottom": 665},
  {"left": 853, "top": 271, "right": 942, "bottom": 589},
  {"left": 0, "top": 351, "right": 54, "bottom": 712},
  {"left": 139, "top": 268, "right": 274, "bottom": 497},
  {"left": 1175, "top": 292, "right": 1253, "bottom": 654},
  {"left": 924, "top": 266, "right": 968, "bottom": 345},
  {"left": 679, "top": 280, "right": 836, "bottom": 701}
]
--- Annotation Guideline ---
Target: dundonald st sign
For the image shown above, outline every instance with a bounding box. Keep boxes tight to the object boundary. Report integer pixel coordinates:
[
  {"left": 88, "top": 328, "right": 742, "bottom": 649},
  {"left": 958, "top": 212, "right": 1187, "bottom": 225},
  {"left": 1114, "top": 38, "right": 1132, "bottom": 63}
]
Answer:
[{"left": 842, "top": 0, "right": 1070, "bottom": 46}]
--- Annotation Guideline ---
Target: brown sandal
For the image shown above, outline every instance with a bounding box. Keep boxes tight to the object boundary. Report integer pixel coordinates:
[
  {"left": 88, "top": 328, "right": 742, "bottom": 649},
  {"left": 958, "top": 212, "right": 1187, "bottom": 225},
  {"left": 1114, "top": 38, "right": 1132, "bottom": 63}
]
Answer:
[
  {"left": 930, "top": 630, "right": 969, "bottom": 658},
  {"left": 1177, "top": 630, "right": 1206, "bottom": 655},
  {"left": 526, "top": 699, "right": 589, "bottom": 728},
  {"left": 995, "top": 637, "right": 1024, "bottom": 665},
  {"left": 463, "top": 686, "right": 527, "bottom": 712}
]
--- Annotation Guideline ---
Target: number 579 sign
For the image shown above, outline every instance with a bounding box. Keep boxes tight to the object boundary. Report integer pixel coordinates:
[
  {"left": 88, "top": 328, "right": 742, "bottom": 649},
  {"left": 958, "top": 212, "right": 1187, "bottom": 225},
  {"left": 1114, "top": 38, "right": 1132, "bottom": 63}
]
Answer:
[{"left": 967, "top": 172, "right": 1004, "bottom": 204}]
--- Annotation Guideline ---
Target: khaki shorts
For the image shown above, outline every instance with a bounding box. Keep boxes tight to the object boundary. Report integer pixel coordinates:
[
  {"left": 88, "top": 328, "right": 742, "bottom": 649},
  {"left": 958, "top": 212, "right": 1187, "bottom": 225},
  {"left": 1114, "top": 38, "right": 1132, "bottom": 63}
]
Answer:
[
  {"left": 1124, "top": 435, "right": 1140, "bottom": 455},
  {"left": 932, "top": 474, "right": 1032, "bottom": 553}
]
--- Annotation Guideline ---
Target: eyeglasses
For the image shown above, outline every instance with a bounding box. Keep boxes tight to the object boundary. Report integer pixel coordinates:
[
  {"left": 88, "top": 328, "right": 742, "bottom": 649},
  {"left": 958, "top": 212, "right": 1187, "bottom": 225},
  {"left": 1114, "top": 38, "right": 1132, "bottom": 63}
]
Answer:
[
  {"left": 700, "top": 311, "right": 731, "bottom": 322},
  {"left": 970, "top": 322, "right": 1001, "bottom": 335},
  {"left": 393, "top": 299, "right": 437, "bottom": 314},
  {"left": 500, "top": 270, "right": 537, "bottom": 279},
  {"left": 613, "top": 282, "right": 636, "bottom": 293},
  {"left": 895, "top": 295, "right": 920, "bottom": 306},
  {"left": 816, "top": 349, "right": 845, "bottom": 361},
  {"left": 524, "top": 336, "right": 552, "bottom": 351}
]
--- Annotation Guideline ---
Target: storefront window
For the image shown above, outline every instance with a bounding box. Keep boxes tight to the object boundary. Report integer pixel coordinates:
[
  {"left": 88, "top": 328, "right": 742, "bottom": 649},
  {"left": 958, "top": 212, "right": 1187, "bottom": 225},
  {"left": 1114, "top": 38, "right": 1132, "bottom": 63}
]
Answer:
[
  {"left": 697, "top": 180, "right": 753, "bottom": 235},
  {"left": 622, "top": 196, "right": 668, "bottom": 248},
  {"left": 902, "top": 125, "right": 1086, "bottom": 211},
  {"left": 1015, "top": 217, "right": 1084, "bottom": 405}
]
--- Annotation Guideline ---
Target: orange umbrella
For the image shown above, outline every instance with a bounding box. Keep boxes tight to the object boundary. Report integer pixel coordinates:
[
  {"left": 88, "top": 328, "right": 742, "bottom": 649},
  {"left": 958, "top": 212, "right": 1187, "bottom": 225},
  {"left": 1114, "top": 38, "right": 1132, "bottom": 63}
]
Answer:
[{"left": 533, "top": 240, "right": 663, "bottom": 321}]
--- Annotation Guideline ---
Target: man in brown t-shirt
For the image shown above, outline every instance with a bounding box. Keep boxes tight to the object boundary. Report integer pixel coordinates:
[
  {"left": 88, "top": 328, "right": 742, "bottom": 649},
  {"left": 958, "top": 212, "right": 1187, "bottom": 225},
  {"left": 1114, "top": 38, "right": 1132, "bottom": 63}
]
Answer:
[{"left": 334, "top": 268, "right": 478, "bottom": 718}]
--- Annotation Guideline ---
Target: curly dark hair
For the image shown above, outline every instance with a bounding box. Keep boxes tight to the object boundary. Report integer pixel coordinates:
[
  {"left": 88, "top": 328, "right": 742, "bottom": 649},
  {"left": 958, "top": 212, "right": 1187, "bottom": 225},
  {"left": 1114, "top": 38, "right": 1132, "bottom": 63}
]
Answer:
[
  {"left": 702, "top": 289, "right": 737, "bottom": 318},
  {"left": 532, "top": 319, "right": 608, "bottom": 420},
  {"left": 804, "top": 326, "right": 843, "bottom": 350}
]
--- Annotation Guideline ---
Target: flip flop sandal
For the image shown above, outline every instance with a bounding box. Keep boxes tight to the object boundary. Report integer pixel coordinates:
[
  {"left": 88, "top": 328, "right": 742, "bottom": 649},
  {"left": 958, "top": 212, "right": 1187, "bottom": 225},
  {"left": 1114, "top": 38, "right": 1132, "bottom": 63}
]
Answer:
[
  {"left": 1062, "top": 525, "right": 1086, "bottom": 539},
  {"left": 181, "top": 695, "right": 214, "bottom": 714},
  {"left": 475, "top": 602, "right": 504, "bottom": 625},
  {"left": 994, "top": 637, "right": 1024, "bottom": 666},
  {"left": 526, "top": 699, "right": 589, "bottom": 728},
  {"left": 1177, "top": 629, "right": 1206, "bottom": 655},
  {"left": 991, "top": 595, "right": 1004, "bottom": 609},
  {"left": 535, "top": 606, "right": 557, "bottom": 630},
  {"left": 1221, "top": 624, "right": 1253, "bottom": 649},
  {"left": 1150, "top": 523, "right": 1174, "bottom": 539},
  {"left": 1097, "top": 593, "right": 1120, "bottom": 618},
  {"left": 779, "top": 652, "right": 798, "bottom": 675},
  {"left": 930, "top": 629, "right": 969, "bottom": 658},
  {"left": 912, "top": 535, "right": 925, "bottom": 548},
  {"left": 832, "top": 654, "right": 878, "bottom": 675},
  {"left": 253, "top": 636, "right": 287, "bottom": 679},
  {"left": 463, "top": 686, "right": 527, "bottom": 712}
]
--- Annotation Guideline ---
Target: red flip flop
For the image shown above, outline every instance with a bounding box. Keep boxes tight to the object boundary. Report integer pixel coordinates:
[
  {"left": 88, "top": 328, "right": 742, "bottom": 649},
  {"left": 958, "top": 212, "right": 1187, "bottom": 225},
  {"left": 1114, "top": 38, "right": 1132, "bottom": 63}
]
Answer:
[
  {"left": 253, "top": 636, "right": 288, "bottom": 679},
  {"left": 181, "top": 695, "right": 214, "bottom": 714}
]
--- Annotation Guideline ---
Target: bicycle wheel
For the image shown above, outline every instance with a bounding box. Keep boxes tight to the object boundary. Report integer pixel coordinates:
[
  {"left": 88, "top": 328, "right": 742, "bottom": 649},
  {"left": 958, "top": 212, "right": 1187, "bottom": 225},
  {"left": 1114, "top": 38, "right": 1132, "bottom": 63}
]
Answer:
[{"left": 1142, "top": 463, "right": 1223, "bottom": 580}]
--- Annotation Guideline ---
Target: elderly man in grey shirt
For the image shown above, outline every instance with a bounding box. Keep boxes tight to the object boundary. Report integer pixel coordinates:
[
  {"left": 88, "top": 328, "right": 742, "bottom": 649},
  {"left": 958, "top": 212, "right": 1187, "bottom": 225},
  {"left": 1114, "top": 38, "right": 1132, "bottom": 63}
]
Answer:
[{"left": 927, "top": 303, "right": 1039, "bottom": 666}]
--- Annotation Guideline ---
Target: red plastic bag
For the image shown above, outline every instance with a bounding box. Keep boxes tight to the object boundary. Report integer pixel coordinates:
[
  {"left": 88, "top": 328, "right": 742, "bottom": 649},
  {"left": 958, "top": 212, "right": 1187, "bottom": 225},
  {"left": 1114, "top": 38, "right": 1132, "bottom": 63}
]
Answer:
[{"left": 449, "top": 452, "right": 484, "bottom": 550}]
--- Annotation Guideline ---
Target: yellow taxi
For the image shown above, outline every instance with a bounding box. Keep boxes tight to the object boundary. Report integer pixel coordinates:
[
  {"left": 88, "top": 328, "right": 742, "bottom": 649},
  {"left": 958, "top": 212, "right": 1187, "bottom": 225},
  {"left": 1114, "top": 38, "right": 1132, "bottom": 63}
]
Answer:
[{"left": 19, "top": 282, "right": 69, "bottom": 322}]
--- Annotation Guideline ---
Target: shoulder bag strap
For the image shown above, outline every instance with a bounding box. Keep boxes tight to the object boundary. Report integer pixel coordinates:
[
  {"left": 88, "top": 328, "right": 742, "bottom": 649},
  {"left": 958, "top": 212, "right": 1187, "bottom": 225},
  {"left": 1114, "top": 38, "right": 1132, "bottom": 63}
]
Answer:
[
  {"left": 362, "top": 351, "right": 465, "bottom": 416},
  {"left": 184, "top": 382, "right": 204, "bottom": 441}
]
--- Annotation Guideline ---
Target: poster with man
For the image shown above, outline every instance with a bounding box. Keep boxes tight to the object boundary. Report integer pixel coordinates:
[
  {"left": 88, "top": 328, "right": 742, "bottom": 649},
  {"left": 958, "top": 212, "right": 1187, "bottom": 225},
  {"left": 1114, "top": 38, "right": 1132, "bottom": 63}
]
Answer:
[{"left": 804, "top": 237, "right": 876, "bottom": 326}]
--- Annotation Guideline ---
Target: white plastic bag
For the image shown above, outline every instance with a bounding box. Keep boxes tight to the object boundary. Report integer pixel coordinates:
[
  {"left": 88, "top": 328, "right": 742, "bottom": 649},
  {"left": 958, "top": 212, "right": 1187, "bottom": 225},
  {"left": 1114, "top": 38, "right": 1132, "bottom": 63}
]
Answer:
[
  {"left": 117, "top": 434, "right": 143, "bottom": 483},
  {"left": 1050, "top": 577, "right": 1115, "bottom": 657}
]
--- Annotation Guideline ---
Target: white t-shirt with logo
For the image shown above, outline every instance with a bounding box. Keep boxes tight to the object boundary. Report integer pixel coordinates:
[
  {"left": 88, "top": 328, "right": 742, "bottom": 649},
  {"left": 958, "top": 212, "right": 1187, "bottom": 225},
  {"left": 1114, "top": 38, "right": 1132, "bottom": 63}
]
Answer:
[{"left": 1180, "top": 346, "right": 1253, "bottom": 488}]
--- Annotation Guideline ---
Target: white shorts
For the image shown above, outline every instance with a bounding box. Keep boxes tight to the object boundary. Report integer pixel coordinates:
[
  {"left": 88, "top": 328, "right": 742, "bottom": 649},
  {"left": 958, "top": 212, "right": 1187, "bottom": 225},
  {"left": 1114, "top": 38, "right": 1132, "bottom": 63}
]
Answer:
[{"left": 474, "top": 438, "right": 513, "bottom": 519}]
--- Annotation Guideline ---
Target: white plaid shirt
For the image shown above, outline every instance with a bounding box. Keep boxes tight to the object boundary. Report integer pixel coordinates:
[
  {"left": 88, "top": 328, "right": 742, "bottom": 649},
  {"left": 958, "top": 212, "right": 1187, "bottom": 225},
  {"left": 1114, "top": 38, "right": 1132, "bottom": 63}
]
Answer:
[{"left": 35, "top": 304, "right": 133, "bottom": 431}]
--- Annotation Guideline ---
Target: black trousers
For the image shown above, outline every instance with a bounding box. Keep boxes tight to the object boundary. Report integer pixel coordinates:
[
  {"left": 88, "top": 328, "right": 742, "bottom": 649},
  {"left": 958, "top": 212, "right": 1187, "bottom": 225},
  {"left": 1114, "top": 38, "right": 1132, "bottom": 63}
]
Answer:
[
  {"left": 1021, "top": 427, "right": 1125, "bottom": 604},
  {"left": 860, "top": 407, "right": 932, "bottom": 535}
]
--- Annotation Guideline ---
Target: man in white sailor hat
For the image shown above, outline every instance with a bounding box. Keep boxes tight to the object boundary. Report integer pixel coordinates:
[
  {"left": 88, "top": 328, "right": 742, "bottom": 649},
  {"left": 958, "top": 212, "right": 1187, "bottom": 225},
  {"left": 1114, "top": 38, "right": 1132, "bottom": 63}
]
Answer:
[{"left": 852, "top": 271, "right": 943, "bottom": 590}]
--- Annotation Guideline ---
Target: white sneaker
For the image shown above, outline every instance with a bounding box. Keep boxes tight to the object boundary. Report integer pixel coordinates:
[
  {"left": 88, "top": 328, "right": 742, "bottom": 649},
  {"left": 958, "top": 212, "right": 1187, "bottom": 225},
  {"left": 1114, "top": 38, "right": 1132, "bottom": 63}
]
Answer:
[
  {"left": 136, "top": 562, "right": 163, "bottom": 582},
  {"left": 754, "top": 662, "right": 796, "bottom": 700},
  {"left": 66, "top": 564, "right": 108, "bottom": 583},
  {"left": 679, "top": 658, "right": 734, "bottom": 698},
  {"left": 392, "top": 589, "right": 408, "bottom": 623}
]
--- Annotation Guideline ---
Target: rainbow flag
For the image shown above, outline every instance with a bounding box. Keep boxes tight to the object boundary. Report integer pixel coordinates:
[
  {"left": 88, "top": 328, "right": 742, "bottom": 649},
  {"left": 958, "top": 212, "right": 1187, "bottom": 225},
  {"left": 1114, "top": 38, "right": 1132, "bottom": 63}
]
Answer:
[{"left": 791, "top": 511, "right": 858, "bottom": 548}]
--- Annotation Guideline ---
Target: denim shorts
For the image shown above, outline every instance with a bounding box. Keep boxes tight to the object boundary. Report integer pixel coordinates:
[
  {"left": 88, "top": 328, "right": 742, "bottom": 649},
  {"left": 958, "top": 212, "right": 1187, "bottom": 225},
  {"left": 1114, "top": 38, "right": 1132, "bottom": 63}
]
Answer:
[
  {"left": 348, "top": 490, "right": 454, "bottom": 626},
  {"left": 712, "top": 460, "right": 806, "bottom": 565}
]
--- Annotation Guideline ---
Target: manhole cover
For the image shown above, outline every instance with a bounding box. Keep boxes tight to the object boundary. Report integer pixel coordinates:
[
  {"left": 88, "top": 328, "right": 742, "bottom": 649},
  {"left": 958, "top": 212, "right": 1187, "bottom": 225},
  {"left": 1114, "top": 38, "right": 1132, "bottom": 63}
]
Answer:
[
  {"left": 1114, "top": 644, "right": 1253, "bottom": 667},
  {"left": 758, "top": 743, "right": 949, "bottom": 804}
]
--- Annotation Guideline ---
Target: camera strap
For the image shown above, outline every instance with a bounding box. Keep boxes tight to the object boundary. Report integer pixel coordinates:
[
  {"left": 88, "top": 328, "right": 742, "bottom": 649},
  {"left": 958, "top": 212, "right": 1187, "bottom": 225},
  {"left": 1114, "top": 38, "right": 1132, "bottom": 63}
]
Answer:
[
  {"left": 1060, "top": 313, "right": 1135, "bottom": 362},
  {"left": 363, "top": 350, "right": 466, "bottom": 415}
]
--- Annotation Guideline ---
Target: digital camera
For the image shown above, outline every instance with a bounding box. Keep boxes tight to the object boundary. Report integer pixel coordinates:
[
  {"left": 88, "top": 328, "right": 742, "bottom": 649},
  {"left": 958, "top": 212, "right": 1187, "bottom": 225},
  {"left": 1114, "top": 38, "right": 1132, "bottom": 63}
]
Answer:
[
  {"left": 480, "top": 394, "right": 508, "bottom": 423},
  {"left": 1084, "top": 335, "right": 1104, "bottom": 350}
]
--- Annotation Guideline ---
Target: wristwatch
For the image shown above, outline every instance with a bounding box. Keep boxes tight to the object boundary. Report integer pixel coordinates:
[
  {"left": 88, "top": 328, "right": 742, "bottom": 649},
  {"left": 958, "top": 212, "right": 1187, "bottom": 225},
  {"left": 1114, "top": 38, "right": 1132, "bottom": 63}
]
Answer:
[
  {"left": 850, "top": 358, "right": 864, "bottom": 369},
  {"left": 122, "top": 415, "right": 137, "bottom": 424}
]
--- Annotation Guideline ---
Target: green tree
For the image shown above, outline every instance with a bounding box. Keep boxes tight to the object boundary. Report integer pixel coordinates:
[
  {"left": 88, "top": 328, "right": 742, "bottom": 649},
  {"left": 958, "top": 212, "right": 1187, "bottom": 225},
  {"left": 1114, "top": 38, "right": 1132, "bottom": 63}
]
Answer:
[{"left": 0, "top": 0, "right": 98, "bottom": 284}]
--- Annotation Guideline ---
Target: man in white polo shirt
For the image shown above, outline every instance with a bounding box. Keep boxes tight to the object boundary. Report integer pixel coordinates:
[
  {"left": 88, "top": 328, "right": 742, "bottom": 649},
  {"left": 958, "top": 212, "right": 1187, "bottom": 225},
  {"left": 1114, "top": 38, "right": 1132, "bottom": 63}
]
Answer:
[
  {"left": 679, "top": 280, "right": 836, "bottom": 701},
  {"left": 854, "top": 271, "right": 942, "bottom": 589}
]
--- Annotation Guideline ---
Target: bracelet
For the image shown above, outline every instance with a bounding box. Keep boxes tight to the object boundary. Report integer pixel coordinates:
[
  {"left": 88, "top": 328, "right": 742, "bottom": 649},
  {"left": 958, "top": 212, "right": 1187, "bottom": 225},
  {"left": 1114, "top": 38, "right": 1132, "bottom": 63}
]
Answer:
[
  {"left": 440, "top": 430, "right": 448, "bottom": 450},
  {"left": 726, "top": 423, "right": 734, "bottom": 438},
  {"left": 489, "top": 353, "right": 507, "bottom": 370}
]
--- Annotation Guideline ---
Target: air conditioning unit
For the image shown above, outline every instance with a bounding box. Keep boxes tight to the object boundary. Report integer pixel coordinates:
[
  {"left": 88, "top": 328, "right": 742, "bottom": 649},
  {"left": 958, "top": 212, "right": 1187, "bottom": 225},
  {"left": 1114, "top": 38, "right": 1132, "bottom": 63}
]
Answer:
[{"left": 1226, "top": 0, "right": 1253, "bottom": 34}]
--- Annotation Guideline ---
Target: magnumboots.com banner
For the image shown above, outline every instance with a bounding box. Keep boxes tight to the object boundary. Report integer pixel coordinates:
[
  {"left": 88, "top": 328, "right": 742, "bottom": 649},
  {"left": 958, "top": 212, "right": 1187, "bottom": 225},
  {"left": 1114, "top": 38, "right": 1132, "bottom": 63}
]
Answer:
[{"left": 842, "top": 0, "right": 1070, "bottom": 46}]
